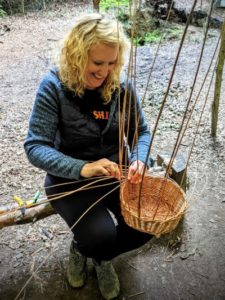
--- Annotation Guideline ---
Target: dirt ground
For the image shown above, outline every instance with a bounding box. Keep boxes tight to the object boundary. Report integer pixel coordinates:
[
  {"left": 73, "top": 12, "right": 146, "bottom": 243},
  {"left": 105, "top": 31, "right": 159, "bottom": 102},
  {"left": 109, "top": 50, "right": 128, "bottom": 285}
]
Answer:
[{"left": 0, "top": 1, "right": 225, "bottom": 300}]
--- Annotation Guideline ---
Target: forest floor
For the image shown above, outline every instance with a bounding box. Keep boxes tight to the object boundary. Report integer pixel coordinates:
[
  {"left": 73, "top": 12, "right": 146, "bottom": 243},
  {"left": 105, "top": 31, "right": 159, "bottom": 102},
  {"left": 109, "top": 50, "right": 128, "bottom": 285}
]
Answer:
[{"left": 0, "top": 1, "right": 225, "bottom": 300}]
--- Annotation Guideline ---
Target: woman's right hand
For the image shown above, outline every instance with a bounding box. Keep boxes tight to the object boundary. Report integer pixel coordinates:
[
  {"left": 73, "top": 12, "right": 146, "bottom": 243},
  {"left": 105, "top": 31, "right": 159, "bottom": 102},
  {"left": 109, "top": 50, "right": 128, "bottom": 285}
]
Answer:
[{"left": 80, "top": 158, "right": 120, "bottom": 180}]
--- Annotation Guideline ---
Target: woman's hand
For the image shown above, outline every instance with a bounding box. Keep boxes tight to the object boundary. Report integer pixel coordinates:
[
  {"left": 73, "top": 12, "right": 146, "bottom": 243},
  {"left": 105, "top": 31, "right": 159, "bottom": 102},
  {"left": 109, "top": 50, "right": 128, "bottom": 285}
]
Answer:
[
  {"left": 128, "top": 160, "right": 146, "bottom": 184},
  {"left": 80, "top": 158, "right": 120, "bottom": 180}
]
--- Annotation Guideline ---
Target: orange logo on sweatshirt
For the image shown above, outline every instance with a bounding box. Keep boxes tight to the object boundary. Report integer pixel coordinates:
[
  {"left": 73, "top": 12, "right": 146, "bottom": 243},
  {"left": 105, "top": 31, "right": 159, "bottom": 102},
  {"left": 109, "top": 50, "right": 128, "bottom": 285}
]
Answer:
[{"left": 92, "top": 111, "right": 109, "bottom": 120}]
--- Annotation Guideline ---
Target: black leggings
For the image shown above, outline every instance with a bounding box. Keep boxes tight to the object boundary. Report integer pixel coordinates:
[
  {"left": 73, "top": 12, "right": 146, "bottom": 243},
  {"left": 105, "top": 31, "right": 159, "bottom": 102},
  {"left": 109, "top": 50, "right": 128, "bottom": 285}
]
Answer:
[{"left": 45, "top": 174, "right": 152, "bottom": 261}]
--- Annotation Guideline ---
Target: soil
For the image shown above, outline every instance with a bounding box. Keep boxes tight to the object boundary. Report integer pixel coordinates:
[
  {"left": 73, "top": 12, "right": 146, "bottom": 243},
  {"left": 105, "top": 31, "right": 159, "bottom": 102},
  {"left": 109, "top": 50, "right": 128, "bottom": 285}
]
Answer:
[{"left": 0, "top": 1, "right": 225, "bottom": 300}]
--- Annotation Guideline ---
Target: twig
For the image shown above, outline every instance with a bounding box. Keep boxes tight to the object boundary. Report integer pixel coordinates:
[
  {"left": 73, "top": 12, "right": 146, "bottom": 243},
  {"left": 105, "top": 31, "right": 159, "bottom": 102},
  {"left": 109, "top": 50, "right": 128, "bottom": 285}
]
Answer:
[
  {"left": 127, "top": 291, "right": 145, "bottom": 298},
  {"left": 15, "top": 247, "right": 57, "bottom": 300}
]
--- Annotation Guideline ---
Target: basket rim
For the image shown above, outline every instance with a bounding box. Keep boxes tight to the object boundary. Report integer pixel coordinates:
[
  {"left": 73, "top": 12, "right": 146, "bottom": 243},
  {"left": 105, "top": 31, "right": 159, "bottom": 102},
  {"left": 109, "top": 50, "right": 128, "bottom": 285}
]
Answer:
[{"left": 121, "top": 173, "right": 187, "bottom": 195}]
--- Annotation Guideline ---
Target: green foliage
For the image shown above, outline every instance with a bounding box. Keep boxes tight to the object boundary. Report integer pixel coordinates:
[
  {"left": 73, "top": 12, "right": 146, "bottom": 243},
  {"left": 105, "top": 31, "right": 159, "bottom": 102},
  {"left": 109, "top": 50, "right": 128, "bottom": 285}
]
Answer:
[
  {"left": 116, "top": 9, "right": 183, "bottom": 46},
  {"left": 133, "top": 26, "right": 183, "bottom": 45},
  {"left": 0, "top": 2, "right": 7, "bottom": 16},
  {"left": 100, "top": 0, "right": 129, "bottom": 12},
  {"left": 0, "top": 5, "right": 7, "bottom": 17}
]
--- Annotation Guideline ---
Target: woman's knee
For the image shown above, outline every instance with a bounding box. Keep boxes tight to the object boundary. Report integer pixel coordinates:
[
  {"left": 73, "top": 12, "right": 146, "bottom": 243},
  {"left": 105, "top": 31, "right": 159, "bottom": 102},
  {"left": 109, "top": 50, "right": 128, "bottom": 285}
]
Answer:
[{"left": 73, "top": 211, "right": 117, "bottom": 258}]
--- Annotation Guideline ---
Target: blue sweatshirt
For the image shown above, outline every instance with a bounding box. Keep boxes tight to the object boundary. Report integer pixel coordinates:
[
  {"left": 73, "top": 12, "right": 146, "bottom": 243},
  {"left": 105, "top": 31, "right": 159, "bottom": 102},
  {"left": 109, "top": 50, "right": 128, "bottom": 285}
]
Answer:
[{"left": 24, "top": 68, "right": 151, "bottom": 180}]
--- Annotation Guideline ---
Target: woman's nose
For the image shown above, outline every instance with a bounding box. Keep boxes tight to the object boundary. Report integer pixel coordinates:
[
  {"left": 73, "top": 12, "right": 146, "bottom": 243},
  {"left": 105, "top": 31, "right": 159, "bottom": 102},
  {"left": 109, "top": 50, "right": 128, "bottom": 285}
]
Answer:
[{"left": 99, "top": 64, "right": 109, "bottom": 77}]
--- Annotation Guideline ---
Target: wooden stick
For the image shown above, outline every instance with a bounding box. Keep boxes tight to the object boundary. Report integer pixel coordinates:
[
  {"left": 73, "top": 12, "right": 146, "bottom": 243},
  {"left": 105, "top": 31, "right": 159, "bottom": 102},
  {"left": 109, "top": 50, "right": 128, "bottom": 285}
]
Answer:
[
  {"left": 165, "top": 0, "right": 215, "bottom": 180},
  {"left": 139, "top": 0, "right": 198, "bottom": 209},
  {"left": 211, "top": 20, "right": 225, "bottom": 137}
]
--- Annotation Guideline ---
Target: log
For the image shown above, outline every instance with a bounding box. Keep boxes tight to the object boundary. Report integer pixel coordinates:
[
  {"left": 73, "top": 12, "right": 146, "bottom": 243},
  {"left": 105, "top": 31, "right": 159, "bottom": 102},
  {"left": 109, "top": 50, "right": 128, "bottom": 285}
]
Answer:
[
  {"left": 144, "top": 0, "right": 222, "bottom": 28},
  {"left": 0, "top": 202, "right": 56, "bottom": 229}
]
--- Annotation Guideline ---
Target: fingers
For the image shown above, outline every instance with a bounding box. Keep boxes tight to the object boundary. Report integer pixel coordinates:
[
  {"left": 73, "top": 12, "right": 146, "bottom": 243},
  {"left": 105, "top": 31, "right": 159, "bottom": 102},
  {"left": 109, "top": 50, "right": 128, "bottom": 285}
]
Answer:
[
  {"left": 128, "top": 160, "right": 145, "bottom": 184},
  {"left": 81, "top": 159, "right": 145, "bottom": 183},
  {"left": 98, "top": 159, "right": 120, "bottom": 180},
  {"left": 127, "top": 165, "right": 136, "bottom": 180},
  {"left": 105, "top": 162, "right": 120, "bottom": 180},
  {"left": 80, "top": 159, "right": 120, "bottom": 179}
]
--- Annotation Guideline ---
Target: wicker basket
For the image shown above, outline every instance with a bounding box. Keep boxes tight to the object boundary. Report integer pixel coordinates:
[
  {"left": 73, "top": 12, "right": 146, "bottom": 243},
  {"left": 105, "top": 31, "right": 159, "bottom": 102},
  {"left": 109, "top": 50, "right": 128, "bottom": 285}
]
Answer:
[{"left": 120, "top": 175, "right": 188, "bottom": 237}]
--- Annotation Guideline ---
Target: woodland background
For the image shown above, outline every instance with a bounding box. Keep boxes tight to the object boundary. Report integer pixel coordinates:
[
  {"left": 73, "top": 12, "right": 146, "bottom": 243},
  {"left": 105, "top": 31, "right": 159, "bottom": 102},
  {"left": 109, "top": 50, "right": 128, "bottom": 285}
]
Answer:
[{"left": 0, "top": 1, "right": 225, "bottom": 299}]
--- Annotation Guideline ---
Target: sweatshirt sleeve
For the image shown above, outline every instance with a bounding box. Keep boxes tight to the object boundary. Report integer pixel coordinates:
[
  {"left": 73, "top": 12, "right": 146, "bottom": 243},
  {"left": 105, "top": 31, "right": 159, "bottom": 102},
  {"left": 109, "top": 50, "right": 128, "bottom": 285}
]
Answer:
[
  {"left": 24, "top": 71, "right": 86, "bottom": 179},
  {"left": 125, "top": 82, "right": 152, "bottom": 167}
]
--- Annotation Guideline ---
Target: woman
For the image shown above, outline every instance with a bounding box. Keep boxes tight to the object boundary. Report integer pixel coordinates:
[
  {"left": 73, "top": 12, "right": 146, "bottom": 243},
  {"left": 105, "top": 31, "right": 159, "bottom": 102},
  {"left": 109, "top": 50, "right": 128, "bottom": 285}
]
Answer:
[{"left": 24, "top": 13, "right": 152, "bottom": 300}]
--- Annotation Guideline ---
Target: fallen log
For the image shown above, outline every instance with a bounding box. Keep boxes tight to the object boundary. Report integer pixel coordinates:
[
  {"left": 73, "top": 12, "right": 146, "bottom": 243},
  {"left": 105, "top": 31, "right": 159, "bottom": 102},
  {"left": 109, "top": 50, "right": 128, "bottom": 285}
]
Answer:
[
  {"left": 144, "top": 0, "right": 223, "bottom": 28},
  {"left": 0, "top": 201, "right": 56, "bottom": 229}
]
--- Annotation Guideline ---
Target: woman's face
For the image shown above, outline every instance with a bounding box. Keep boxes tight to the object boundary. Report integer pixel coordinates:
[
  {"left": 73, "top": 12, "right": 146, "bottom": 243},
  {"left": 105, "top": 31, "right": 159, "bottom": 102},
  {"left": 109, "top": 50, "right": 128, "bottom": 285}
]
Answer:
[{"left": 84, "top": 43, "right": 118, "bottom": 89}]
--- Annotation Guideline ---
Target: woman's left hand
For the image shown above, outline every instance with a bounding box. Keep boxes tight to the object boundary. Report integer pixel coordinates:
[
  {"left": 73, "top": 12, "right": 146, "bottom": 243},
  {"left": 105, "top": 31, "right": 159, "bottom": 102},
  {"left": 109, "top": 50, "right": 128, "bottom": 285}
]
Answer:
[{"left": 127, "top": 160, "right": 146, "bottom": 184}]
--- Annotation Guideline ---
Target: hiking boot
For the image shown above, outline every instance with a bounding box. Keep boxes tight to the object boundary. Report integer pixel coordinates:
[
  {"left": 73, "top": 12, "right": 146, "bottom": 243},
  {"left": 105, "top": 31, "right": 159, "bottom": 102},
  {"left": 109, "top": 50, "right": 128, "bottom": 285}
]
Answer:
[
  {"left": 66, "top": 241, "right": 87, "bottom": 288},
  {"left": 94, "top": 260, "right": 120, "bottom": 300}
]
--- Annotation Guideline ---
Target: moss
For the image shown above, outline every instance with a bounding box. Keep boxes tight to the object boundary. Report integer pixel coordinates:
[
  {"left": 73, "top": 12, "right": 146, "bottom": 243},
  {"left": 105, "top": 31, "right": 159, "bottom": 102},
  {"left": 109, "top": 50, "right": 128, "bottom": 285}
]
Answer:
[
  {"left": 100, "top": 0, "right": 129, "bottom": 12},
  {"left": 116, "top": 9, "right": 183, "bottom": 45}
]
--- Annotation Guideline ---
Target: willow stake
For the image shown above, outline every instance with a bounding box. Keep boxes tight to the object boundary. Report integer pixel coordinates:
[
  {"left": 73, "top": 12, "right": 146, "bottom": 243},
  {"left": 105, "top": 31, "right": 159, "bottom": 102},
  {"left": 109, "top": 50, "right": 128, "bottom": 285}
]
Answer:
[{"left": 211, "top": 20, "right": 225, "bottom": 137}]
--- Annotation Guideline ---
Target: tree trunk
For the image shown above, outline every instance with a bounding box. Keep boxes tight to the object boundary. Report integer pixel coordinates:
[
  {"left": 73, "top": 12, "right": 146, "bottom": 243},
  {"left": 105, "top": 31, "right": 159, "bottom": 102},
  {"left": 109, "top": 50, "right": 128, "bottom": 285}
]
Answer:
[
  {"left": 211, "top": 21, "right": 225, "bottom": 137},
  {"left": 93, "top": 0, "right": 100, "bottom": 11},
  {"left": 21, "top": 0, "right": 25, "bottom": 14}
]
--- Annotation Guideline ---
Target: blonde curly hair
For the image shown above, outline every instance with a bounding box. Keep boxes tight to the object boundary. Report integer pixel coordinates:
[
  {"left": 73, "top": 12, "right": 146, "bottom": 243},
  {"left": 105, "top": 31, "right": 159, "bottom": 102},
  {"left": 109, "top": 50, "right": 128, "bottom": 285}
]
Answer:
[{"left": 58, "top": 13, "right": 129, "bottom": 103}]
